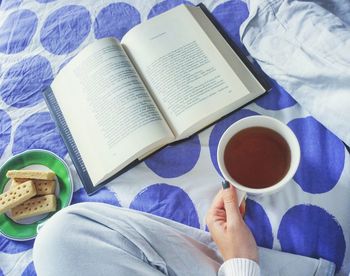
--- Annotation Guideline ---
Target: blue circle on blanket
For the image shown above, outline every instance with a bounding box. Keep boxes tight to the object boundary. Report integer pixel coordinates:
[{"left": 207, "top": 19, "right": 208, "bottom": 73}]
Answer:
[
  {"left": 0, "top": 268, "right": 3, "bottom": 276},
  {"left": 36, "top": 0, "right": 56, "bottom": 3},
  {"left": 278, "top": 204, "right": 345, "bottom": 272},
  {"left": 40, "top": 5, "right": 91, "bottom": 55},
  {"left": 0, "top": 110, "right": 11, "bottom": 158},
  {"left": 209, "top": 109, "right": 259, "bottom": 175},
  {"left": 0, "top": 9, "right": 37, "bottom": 54},
  {"left": 0, "top": 0, "right": 22, "bottom": 10},
  {"left": 22, "top": 262, "right": 35, "bottom": 276},
  {"left": 0, "top": 55, "right": 53, "bottom": 108},
  {"left": 0, "top": 236, "right": 34, "bottom": 253},
  {"left": 148, "top": 0, "right": 194, "bottom": 19},
  {"left": 288, "top": 117, "right": 345, "bottom": 193},
  {"left": 71, "top": 187, "right": 121, "bottom": 206},
  {"left": 130, "top": 183, "right": 200, "bottom": 228},
  {"left": 245, "top": 199, "right": 273, "bottom": 248},
  {"left": 255, "top": 79, "right": 297, "bottom": 110},
  {"left": 212, "top": 0, "right": 248, "bottom": 46},
  {"left": 12, "top": 112, "right": 68, "bottom": 158},
  {"left": 145, "top": 134, "right": 200, "bottom": 178},
  {"left": 94, "top": 3, "right": 141, "bottom": 41}
]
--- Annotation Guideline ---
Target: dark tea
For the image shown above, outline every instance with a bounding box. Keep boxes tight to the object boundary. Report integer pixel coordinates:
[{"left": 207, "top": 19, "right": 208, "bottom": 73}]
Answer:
[{"left": 224, "top": 127, "right": 291, "bottom": 189}]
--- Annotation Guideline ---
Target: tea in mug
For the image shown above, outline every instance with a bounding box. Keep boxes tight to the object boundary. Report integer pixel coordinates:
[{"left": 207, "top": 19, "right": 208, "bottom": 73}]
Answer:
[{"left": 224, "top": 127, "right": 291, "bottom": 189}]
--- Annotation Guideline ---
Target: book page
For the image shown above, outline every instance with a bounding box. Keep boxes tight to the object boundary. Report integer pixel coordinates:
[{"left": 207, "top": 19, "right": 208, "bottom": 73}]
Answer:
[
  {"left": 122, "top": 5, "right": 265, "bottom": 138},
  {"left": 51, "top": 38, "right": 174, "bottom": 185}
]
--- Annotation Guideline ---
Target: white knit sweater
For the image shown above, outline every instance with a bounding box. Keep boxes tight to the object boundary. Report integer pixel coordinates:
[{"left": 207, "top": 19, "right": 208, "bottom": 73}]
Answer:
[{"left": 218, "top": 258, "right": 260, "bottom": 276}]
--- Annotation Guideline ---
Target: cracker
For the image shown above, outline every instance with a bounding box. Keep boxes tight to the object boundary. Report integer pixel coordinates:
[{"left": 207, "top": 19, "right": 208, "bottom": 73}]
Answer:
[
  {"left": 0, "top": 181, "right": 36, "bottom": 214},
  {"left": 11, "top": 195, "right": 57, "bottom": 221},
  {"left": 12, "top": 179, "right": 56, "bottom": 195},
  {"left": 6, "top": 170, "right": 55, "bottom": 180}
]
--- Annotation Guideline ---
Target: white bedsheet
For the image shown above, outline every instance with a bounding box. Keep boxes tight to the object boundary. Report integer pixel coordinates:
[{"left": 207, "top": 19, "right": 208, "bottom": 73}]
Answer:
[{"left": 241, "top": 0, "right": 350, "bottom": 145}]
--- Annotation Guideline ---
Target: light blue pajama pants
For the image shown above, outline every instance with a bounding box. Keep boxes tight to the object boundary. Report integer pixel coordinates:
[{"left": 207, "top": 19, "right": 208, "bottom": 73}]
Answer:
[{"left": 33, "top": 203, "right": 334, "bottom": 276}]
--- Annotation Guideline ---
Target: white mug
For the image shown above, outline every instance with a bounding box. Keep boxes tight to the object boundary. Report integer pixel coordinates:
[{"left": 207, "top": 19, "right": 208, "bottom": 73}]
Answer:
[{"left": 217, "top": 115, "right": 300, "bottom": 196}]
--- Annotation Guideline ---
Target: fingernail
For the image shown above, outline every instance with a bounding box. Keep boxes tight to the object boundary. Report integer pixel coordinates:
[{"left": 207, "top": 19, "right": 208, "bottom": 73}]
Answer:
[{"left": 221, "top": 181, "right": 230, "bottom": 189}]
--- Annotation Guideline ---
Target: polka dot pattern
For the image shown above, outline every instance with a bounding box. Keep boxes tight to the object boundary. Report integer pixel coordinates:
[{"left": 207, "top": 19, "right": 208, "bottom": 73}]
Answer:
[
  {"left": 209, "top": 109, "right": 259, "bottom": 175},
  {"left": 254, "top": 79, "right": 297, "bottom": 110},
  {"left": 130, "top": 183, "right": 200, "bottom": 228},
  {"left": 278, "top": 204, "right": 345, "bottom": 272},
  {"left": 0, "top": 55, "right": 53, "bottom": 108},
  {"left": 0, "top": 110, "right": 11, "bottom": 158},
  {"left": 21, "top": 262, "right": 35, "bottom": 276},
  {"left": 12, "top": 112, "right": 68, "bottom": 158},
  {"left": 148, "top": 0, "right": 193, "bottom": 19},
  {"left": 288, "top": 117, "right": 345, "bottom": 193},
  {"left": 40, "top": 5, "right": 91, "bottom": 55},
  {"left": 245, "top": 199, "right": 273, "bottom": 248},
  {"left": 145, "top": 134, "right": 201, "bottom": 178},
  {"left": 0, "top": 236, "right": 34, "bottom": 253},
  {"left": 0, "top": 0, "right": 22, "bottom": 10},
  {"left": 0, "top": 2, "right": 348, "bottom": 275},
  {"left": 94, "top": 3, "right": 141, "bottom": 41},
  {"left": 212, "top": 0, "right": 248, "bottom": 46},
  {"left": 36, "top": 0, "right": 56, "bottom": 3},
  {"left": 71, "top": 187, "right": 120, "bottom": 206},
  {"left": 0, "top": 10, "right": 38, "bottom": 54}
]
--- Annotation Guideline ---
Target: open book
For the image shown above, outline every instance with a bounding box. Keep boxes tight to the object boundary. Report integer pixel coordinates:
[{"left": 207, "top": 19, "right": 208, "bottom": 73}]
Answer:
[{"left": 44, "top": 4, "right": 268, "bottom": 194}]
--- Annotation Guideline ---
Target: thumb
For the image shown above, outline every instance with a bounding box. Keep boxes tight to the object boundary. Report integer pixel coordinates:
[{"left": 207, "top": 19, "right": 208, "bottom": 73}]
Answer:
[{"left": 222, "top": 181, "right": 241, "bottom": 224}]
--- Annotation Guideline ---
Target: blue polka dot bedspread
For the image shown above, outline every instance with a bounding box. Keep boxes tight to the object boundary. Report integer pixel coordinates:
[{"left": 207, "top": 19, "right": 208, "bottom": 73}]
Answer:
[{"left": 0, "top": 0, "right": 349, "bottom": 275}]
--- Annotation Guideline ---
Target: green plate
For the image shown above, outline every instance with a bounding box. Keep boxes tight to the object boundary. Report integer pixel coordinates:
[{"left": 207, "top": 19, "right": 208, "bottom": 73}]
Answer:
[{"left": 0, "top": 149, "right": 73, "bottom": 241}]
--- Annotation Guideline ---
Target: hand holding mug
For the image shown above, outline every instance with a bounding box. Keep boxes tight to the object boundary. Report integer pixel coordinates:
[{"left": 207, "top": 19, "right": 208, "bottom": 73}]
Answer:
[
  {"left": 206, "top": 182, "right": 258, "bottom": 262},
  {"left": 207, "top": 116, "right": 300, "bottom": 264}
]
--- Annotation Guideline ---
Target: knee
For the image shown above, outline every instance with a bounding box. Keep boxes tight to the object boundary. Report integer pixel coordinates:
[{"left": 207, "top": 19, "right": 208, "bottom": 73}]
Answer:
[
  {"left": 33, "top": 203, "right": 146, "bottom": 275},
  {"left": 33, "top": 203, "right": 97, "bottom": 273},
  {"left": 33, "top": 202, "right": 128, "bottom": 256},
  {"left": 34, "top": 202, "right": 100, "bottom": 246}
]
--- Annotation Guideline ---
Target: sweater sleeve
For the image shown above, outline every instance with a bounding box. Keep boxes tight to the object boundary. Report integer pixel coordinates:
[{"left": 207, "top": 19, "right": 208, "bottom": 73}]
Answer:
[{"left": 218, "top": 258, "right": 260, "bottom": 276}]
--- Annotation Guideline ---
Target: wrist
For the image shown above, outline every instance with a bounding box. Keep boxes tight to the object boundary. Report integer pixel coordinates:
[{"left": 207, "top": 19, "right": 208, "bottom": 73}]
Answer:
[{"left": 221, "top": 249, "right": 259, "bottom": 263}]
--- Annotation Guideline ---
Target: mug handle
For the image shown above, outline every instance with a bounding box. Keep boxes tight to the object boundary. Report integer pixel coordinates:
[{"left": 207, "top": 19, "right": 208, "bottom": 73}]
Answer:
[
  {"left": 237, "top": 190, "right": 247, "bottom": 206},
  {"left": 238, "top": 192, "right": 247, "bottom": 216},
  {"left": 224, "top": 180, "right": 247, "bottom": 214}
]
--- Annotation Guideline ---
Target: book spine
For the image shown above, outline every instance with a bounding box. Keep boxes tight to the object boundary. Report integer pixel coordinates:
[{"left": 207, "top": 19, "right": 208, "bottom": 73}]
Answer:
[{"left": 43, "top": 88, "right": 93, "bottom": 191}]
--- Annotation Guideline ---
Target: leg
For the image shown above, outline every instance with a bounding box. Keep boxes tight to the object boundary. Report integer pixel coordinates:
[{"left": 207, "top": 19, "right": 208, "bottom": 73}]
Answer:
[
  {"left": 33, "top": 202, "right": 222, "bottom": 276},
  {"left": 33, "top": 202, "right": 334, "bottom": 276}
]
